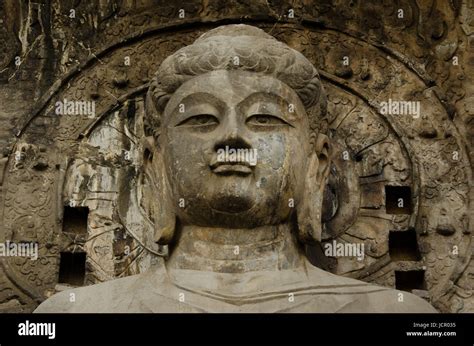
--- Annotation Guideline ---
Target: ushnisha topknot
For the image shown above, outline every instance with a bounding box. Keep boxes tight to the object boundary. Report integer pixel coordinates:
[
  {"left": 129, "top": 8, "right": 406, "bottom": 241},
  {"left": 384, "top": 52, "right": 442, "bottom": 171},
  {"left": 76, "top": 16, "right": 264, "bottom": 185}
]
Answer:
[{"left": 145, "top": 24, "right": 327, "bottom": 139}]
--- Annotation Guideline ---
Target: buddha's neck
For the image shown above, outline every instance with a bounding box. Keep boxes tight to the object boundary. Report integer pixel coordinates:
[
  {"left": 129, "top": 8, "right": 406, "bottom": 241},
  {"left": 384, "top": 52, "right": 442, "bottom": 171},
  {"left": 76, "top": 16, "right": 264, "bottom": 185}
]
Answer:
[{"left": 166, "top": 223, "right": 305, "bottom": 273}]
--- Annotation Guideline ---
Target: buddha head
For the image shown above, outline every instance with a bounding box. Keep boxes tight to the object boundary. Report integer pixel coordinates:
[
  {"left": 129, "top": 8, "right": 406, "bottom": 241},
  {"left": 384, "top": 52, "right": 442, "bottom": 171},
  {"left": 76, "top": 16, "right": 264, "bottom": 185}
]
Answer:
[{"left": 141, "top": 24, "right": 330, "bottom": 247}]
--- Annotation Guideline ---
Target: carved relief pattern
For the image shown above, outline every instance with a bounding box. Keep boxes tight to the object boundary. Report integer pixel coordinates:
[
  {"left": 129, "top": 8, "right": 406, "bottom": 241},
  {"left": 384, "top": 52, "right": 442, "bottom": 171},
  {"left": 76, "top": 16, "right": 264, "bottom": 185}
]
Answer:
[{"left": 0, "top": 0, "right": 471, "bottom": 312}]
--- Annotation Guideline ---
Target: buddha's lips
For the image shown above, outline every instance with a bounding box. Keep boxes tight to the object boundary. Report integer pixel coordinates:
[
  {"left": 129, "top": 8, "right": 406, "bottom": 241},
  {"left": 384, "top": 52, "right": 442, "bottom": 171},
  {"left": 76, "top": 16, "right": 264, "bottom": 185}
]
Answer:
[{"left": 210, "top": 160, "right": 253, "bottom": 175}]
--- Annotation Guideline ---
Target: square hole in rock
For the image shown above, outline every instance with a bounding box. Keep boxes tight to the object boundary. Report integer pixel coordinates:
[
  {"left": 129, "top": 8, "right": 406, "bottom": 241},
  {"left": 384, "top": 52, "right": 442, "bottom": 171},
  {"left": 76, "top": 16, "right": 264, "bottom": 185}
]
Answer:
[
  {"left": 385, "top": 186, "right": 412, "bottom": 214},
  {"left": 389, "top": 229, "right": 421, "bottom": 261},
  {"left": 395, "top": 270, "right": 425, "bottom": 292},
  {"left": 62, "top": 206, "right": 88, "bottom": 234},
  {"left": 58, "top": 252, "right": 86, "bottom": 286}
]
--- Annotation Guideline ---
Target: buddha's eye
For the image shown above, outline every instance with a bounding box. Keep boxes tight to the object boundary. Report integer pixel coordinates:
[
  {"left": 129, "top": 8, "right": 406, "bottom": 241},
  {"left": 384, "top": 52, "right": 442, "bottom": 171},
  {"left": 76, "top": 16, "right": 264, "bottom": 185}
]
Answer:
[
  {"left": 246, "top": 114, "right": 290, "bottom": 127},
  {"left": 176, "top": 114, "right": 219, "bottom": 128}
]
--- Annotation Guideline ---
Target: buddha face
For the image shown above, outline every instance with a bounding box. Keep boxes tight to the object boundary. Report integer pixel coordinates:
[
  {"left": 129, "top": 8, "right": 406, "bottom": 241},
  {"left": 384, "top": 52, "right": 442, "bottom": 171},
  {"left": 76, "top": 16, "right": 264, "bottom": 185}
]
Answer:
[{"left": 160, "top": 70, "right": 312, "bottom": 228}]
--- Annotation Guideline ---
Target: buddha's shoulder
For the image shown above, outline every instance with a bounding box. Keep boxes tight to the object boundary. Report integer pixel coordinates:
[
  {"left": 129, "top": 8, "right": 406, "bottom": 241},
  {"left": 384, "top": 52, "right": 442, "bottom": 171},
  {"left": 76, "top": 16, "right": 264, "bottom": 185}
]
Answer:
[
  {"left": 303, "top": 264, "right": 437, "bottom": 313},
  {"left": 34, "top": 264, "right": 170, "bottom": 313},
  {"left": 352, "top": 288, "right": 437, "bottom": 313},
  {"left": 34, "top": 262, "right": 438, "bottom": 313},
  {"left": 34, "top": 275, "right": 138, "bottom": 313}
]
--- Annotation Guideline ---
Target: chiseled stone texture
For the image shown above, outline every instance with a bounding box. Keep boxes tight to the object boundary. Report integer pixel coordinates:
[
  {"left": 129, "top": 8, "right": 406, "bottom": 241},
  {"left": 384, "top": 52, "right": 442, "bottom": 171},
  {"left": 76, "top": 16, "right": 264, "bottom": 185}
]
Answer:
[{"left": 0, "top": 0, "right": 472, "bottom": 313}]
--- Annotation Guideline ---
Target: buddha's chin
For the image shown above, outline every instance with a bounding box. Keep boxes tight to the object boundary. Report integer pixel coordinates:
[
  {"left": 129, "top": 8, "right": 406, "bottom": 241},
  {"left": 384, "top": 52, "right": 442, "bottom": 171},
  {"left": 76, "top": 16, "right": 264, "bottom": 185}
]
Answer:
[
  {"left": 204, "top": 176, "right": 257, "bottom": 213},
  {"left": 209, "top": 194, "right": 254, "bottom": 213}
]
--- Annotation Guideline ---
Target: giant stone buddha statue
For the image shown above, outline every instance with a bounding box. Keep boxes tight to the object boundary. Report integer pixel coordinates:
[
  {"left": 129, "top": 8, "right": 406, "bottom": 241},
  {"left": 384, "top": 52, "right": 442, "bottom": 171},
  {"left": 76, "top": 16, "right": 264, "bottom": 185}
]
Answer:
[{"left": 35, "top": 24, "right": 436, "bottom": 313}]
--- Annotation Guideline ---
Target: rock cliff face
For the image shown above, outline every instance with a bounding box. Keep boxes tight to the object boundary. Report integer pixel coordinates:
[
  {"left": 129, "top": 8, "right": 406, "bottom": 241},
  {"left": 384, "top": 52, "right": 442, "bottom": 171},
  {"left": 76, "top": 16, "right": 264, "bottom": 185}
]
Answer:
[{"left": 0, "top": 0, "right": 472, "bottom": 313}]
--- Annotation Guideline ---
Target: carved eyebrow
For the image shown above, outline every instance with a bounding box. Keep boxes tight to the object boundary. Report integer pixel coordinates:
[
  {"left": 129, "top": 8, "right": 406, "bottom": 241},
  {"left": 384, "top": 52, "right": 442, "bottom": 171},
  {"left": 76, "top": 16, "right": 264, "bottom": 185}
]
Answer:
[
  {"left": 237, "top": 92, "right": 303, "bottom": 126},
  {"left": 237, "top": 92, "right": 294, "bottom": 113},
  {"left": 171, "top": 92, "right": 226, "bottom": 114}
]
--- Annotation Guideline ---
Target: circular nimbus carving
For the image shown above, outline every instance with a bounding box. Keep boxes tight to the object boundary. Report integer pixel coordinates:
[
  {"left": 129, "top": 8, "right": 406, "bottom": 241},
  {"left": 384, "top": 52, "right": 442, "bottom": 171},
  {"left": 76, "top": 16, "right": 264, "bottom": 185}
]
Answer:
[{"left": 2, "top": 23, "right": 470, "bottom": 313}]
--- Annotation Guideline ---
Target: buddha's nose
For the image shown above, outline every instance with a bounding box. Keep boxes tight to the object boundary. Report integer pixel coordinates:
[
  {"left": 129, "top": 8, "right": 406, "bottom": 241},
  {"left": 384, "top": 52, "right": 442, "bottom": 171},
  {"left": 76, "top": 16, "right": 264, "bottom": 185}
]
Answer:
[
  {"left": 214, "top": 113, "right": 252, "bottom": 153},
  {"left": 214, "top": 132, "right": 252, "bottom": 154}
]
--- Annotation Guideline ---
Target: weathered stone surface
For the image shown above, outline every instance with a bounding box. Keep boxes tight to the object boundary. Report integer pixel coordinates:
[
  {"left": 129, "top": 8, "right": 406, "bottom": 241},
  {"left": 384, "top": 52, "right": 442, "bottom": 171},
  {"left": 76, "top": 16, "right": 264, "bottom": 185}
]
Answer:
[{"left": 0, "top": 0, "right": 471, "bottom": 313}]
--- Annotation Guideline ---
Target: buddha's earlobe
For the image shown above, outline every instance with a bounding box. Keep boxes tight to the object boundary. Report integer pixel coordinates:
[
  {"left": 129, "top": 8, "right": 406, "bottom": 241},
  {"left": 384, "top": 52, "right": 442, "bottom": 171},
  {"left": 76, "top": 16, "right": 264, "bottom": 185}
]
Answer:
[
  {"left": 140, "top": 136, "right": 175, "bottom": 245},
  {"left": 297, "top": 134, "right": 331, "bottom": 244}
]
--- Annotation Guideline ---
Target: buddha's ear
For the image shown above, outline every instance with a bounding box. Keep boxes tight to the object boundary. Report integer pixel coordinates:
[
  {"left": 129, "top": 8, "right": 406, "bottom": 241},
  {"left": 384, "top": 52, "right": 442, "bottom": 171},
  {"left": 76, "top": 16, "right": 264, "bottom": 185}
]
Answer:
[
  {"left": 140, "top": 136, "right": 175, "bottom": 245},
  {"left": 297, "top": 133, "right": 331, "bottom": 244}
]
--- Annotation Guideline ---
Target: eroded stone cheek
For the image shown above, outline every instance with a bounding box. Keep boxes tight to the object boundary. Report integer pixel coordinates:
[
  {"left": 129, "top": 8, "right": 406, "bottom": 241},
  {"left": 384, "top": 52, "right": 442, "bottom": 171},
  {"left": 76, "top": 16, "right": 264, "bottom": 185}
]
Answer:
[
  {"left": 169, "top": 136, "right": 202, "bottom": 158},
  {"left": 256, "top": 135, "right": 288, "bottom": 170}
]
